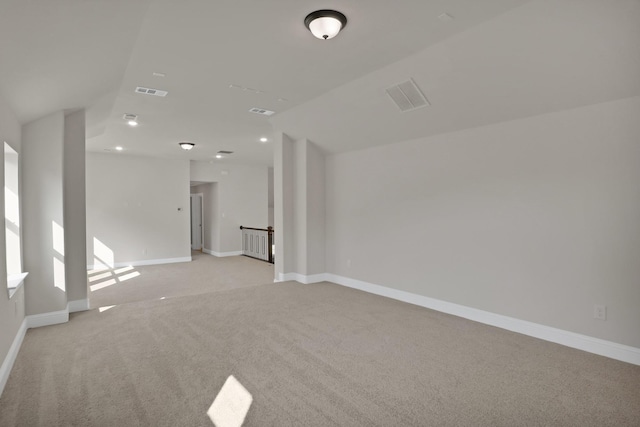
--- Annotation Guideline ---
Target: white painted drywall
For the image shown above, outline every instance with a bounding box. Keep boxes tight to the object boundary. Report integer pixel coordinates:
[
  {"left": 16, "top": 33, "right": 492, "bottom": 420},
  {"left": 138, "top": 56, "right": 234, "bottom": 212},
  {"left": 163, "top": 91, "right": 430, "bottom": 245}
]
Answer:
[
  {"left": 274, "top": 134, "right": 295, "bottom": 278},
  {"left": 289, "top": 139, "right": 326, "bottom": 276},
  {"left": 63, "top": 110, "right": 87, "bottom": 303},
  {"left": 305, "top": 141, "right": 326, "bottom": 276},
  {"left": 86, "top": 153, "right": 191, "bottom": 266},
  {"left": 22, "top": 111, "right": 67, "bottom": 316},
  {"left": 325, "top": 96, "right": 640, "bottom": 348},
  {"left": 0, "top": 96, "right": 24, "bottom": 375},
  {"left": 267, "top": 167, "right": 274, "bottom": 228},
  {"left": 190, "top": 162, "right": 268, "bottom": 254}
]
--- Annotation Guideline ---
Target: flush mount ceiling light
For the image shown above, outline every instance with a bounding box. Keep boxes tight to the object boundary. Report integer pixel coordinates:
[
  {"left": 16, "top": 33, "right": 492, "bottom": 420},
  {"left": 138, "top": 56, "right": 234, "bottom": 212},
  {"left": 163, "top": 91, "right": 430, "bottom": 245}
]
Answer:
[
  {"left": 123, "top": 113, "right": 138, "bottom": 127},
  {"left": 179, "top": 142, "right": 195, "bottom": 150},
  {"left": 304, "top": 10, "right": 347, "bottom": 40}
]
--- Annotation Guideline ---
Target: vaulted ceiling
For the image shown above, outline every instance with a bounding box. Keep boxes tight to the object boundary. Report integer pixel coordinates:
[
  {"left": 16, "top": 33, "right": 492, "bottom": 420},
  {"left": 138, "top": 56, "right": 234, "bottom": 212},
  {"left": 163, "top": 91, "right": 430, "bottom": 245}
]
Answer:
[{"left": 1, "top": 0, "right": 638, "bottom": 166}]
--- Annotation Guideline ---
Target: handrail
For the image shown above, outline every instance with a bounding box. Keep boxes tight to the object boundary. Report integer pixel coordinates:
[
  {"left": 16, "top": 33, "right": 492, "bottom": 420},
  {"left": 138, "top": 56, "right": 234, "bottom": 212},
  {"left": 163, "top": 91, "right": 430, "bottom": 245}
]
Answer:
[
  {"left": 240, "top": 226, "right": 274, "bottom": 263},
  {"left": 240, "top": 226, "right": 273, "bottom": 233}
]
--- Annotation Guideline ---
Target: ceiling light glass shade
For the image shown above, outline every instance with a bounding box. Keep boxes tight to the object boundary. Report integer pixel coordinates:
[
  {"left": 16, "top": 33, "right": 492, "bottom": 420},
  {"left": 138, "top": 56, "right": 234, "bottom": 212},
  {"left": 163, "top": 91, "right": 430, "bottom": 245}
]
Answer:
[
  {"left": 305, "top": 10, "right": 347, "bottom": 40},
  {"left": 179, "top": 142, "right": 195, "bottom": 150}
]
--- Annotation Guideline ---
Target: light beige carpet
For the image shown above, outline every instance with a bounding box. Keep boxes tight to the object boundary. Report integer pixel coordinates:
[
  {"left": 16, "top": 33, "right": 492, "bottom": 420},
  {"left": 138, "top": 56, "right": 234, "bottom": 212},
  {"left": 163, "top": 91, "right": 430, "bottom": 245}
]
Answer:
[
  {"left": 1, "top": 255, "right": 639, "bottom": 426},
  {"left": 88, "top": 251, "right": 275, "bottom": 308}
]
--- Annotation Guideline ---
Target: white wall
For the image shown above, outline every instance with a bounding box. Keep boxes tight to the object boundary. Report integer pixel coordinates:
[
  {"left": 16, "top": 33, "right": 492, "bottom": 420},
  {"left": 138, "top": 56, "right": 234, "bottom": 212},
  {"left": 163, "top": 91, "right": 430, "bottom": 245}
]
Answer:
[
  {"left": 22, "top": 111, "right": 67, "bottom": 316},
  {"left": 86, "top": 153, "right": 191, "bottom": 266},
  {"left": 267, "top": 167, "right": 274, "bottom": 228},
  {"left": 325, "top": 96, "right": 640, "bottom": 349},
  {"left": 274, "top": 134, "right": 295, "bottom": 278},
  {"left": 274, "top": 137, "right": 326, "bottom": 279},
  {"left": 190, "top": 161, "right": 268, "bottom": 254},
  {"left": 0, "top": 96, "right": 25, "bottom": 380},
  {"left": 63, "top": 110, "right": 87, "bottom": 304}
]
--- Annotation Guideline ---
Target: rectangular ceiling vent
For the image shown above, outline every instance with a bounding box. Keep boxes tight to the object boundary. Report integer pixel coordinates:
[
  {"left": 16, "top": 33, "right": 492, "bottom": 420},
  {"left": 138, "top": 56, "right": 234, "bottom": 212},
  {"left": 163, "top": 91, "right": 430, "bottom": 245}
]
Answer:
[
  {"left": 385, "top": 79, "right": 430, "bottom": 112},
  {"left": 135, "top": 86, "right": 168, "bottom": 97},
  {"left": 248, "top": 107, "right": 275, "bottom": 116},
  {"left": 217, "top": 150, "right": 234, "bottom": 154}
]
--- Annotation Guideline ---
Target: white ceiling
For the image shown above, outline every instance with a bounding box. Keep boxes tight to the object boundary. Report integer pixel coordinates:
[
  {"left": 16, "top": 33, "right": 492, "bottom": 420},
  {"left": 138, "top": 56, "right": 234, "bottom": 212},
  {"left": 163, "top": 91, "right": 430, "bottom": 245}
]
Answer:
[{"left": 1, "top": 0, "right": 638, "bottom": 166}]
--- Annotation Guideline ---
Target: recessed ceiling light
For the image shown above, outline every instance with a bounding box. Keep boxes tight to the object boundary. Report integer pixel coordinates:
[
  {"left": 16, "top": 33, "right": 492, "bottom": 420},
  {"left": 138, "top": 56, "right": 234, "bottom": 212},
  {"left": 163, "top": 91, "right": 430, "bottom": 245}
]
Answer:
[
  {"left": 128, "top": 120, "right": 138, "bottom": 127},
  {"left": 179, "top": 142, "right": 195, "bottom": 150},
  {"left": 259, "top": 137, "right": 268, "bottom": 142},
  {"left": 216, "top": 154, "right": 223, "bottom": 159},
  {"left": 115, "top": 146, "right": 124, "bottom": 151}
]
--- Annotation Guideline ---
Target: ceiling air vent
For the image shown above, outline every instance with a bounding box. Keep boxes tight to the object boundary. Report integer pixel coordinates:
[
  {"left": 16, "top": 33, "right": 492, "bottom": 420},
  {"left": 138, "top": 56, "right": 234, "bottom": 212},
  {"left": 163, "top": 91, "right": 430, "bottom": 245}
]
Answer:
[
  {"left": 248, "top": 107, "right": 275, "bottom": 116},
  {"left": 385, "top": 79, "right": 430, "bottom": 112},
  {"left": 135, "top": 86, "right": 168, "bottom": 97},
  {"left": 217, "top": 150, "right": 234, "bottom": 155}
]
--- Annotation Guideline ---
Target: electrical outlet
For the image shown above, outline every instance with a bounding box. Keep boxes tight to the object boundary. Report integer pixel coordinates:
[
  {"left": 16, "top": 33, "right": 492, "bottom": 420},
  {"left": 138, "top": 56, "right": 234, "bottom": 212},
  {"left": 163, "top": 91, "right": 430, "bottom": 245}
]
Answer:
[{"left": 594, "top": 305, "right": 607, "bottom": 320}]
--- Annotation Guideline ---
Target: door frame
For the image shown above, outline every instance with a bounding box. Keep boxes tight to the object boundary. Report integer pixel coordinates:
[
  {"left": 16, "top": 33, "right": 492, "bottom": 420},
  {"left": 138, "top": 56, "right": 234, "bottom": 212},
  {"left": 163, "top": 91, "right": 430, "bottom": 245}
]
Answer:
[{"left": 190, "top": 193, "right": 204, "bottom": 250}]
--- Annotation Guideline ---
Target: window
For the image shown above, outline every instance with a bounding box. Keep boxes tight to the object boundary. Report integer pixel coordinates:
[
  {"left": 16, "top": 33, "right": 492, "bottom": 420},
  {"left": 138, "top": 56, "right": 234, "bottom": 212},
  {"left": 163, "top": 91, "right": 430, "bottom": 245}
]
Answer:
[{"left": 5, "top": 142, "right": 26, "bottom": 297}]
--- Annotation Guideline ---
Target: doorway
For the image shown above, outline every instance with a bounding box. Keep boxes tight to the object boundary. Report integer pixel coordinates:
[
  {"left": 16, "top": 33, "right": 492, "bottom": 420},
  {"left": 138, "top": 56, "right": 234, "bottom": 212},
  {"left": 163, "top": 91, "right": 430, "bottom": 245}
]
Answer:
[{"left": 190, "top": 193, "right": 203, "bottom": 250}]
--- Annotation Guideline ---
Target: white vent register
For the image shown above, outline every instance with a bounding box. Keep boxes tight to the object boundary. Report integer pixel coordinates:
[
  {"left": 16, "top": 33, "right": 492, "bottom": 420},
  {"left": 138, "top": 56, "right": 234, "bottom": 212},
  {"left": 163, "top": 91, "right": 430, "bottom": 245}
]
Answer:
[
  {"left": 135, "top": 86, "right": 168, "bottom": 97},
  {"left": 248, "top": 107, "right": 275, "bottom": 116},
  {"left": 385, "top": 79, "right": 430, "bottom": 112}
]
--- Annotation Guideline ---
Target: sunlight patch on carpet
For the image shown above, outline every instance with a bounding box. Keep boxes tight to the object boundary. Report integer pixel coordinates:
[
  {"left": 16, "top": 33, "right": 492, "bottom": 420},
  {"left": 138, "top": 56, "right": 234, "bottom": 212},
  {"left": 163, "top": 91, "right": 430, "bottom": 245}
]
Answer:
[
  {"left": 89, "top": 271, "right": 113, "bottom": 282},
  {"left": 118, "top": 271, "right": 140, "bottom": 282},
  {"left": 207, "top": 375, "right": 253, "bottom": 427},
  {"left": 90, "top": 279, "right": 117, "bottom": 292},
  {"left": 114, "top": 266, "right": 134, "bottom": 274}
]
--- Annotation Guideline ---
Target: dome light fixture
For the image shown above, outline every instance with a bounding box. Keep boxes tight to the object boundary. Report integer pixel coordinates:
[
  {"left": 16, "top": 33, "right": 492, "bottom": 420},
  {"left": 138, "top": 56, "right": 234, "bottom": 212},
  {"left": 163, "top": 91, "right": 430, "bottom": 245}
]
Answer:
[
  {"left": 304, "top": 10, "right": 347, "bottom": 40},
  {"left": 123, "top": 113, "right": 138, "bottom": 127},
  {"left": 179, "top": 142, "right": 195, "bottom": 150}
]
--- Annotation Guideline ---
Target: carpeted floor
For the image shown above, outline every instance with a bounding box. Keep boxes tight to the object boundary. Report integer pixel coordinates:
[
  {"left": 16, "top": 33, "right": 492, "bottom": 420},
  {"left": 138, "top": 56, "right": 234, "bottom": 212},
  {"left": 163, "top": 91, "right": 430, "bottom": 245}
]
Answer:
[
  {"left": 1, "top": 253, "right": 639, "bottom": 426},
  {"left": 87, "top": 251, "right": 275, "bottom": 308}
]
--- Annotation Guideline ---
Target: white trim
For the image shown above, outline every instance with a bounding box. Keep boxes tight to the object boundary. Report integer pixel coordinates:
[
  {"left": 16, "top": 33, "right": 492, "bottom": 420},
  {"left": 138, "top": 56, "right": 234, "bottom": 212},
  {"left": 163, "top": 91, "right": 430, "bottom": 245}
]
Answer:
[
  {"left": 324, "top": 273, "right": 640, "bottom": 366},
  {"left": 67, "top": 299, "right": 90, "bottom": 313},
  {"left": 190, "top": 193, "right": 204, "bottom": 251},
  {"left": 0, "top": 319, "right": 27, "bottom": 397},
  {"left": 7, "top": 272, "right": 28, "bottom": 290},
  {"left": 276, "top": 272, "right": 327, "bottom": 284},
  {"left": 203, "top": 248, "right": 243, "bottom": 257},
  {"left": 25, "top": 309, "right": 69, "bottom": 329},
  {"left": 87, "top": 256, "right": 191, "bottom": 270}
]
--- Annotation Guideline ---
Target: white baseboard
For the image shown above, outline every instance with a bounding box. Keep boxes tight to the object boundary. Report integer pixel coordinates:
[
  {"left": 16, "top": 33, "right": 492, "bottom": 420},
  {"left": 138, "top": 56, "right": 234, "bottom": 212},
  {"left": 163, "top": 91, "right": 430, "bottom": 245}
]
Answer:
[
  {"left": 276, "top": 272, "right": 326, "bottom": 284},
  {"left": 67, "top": 299, "right": 90, "bottom": 313},
  {"left": 203, "top": 248, "right": 243, "bottom": 257},
  {"left": 0, "top": 319, "right": 27, "bottom": 398},
  {"left": 25, "top": 309, "right": 69, "bottom": 329},
  {"left": 87, "top": 256, "right": 191, "bottom": 270},
  {"left": 316, "top": 273, "right": 639, "bottom": 366}
]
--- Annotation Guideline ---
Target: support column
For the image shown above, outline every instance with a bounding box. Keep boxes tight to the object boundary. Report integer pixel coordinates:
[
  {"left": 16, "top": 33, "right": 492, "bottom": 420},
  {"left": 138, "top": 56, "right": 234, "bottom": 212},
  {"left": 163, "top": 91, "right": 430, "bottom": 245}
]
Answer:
[
  {"left": 64, "top": 109, "right": 88, "bottom": 311},
  {"left": 23, "top": 112, "right": 67, "bottom": 317},
  {"left": 274, "top": 134, "right": 325, "bottom": 282},
  {"left": 274, "top": 133, "right": 295, "bottom": 280}
]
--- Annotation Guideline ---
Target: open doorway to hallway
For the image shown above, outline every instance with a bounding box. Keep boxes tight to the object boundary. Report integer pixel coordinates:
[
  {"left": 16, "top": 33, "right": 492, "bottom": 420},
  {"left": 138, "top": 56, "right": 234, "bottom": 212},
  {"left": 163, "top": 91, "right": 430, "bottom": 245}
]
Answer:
[{"left": 190, "top": 193, "right": 203, "bottom": 251}]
